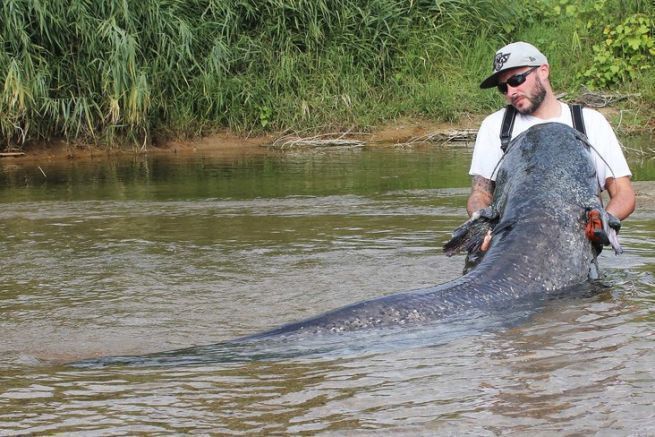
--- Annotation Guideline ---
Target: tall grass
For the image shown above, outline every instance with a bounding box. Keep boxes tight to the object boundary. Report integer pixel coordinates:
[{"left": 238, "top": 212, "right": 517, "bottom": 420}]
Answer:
[{"left": 0, "top": 0, "right": 652, "bottom": 150}]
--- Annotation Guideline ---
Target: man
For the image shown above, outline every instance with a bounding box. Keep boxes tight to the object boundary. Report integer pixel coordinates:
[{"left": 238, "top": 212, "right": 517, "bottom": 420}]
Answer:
[{"left": 468, "top": 41, "right": 635, "bottom": 252}]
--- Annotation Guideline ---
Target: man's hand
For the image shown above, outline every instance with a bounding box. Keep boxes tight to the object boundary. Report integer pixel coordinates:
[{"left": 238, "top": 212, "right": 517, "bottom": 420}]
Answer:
[
  {"left": 585, "top": 208, "right": 623, "bottom": 254},
  {"left": 605, "top": 212, "right": 622, "bottom": 254},
  {"left": 606, "top": 212, "right": 621, "bottom": 233},
  {"left": 470, "top": 207, "right": 495, "bottom": 252},
  {"left": 481, "top": 230, "right": 492, "bottom": 251}
]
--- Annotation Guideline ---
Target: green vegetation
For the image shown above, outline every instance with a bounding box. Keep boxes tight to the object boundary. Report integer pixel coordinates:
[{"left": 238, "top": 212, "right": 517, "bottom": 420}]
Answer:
[{"left": 0, "top": 0, "right": 653, "bottom": 150}]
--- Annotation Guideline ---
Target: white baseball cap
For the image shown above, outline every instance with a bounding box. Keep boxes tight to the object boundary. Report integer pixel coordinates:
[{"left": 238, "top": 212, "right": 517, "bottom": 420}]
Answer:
[{"left": 480, "top": 41, "right": 548, "bottom": 89}]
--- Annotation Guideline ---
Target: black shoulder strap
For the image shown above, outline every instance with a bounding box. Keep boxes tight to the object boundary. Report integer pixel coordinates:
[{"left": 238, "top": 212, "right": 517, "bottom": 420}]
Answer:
[
  {"left": 570, "top": 104, "right": 587, "bottom": 136},
  {"left": 500, "top": 105, "right": 517, "bottom": 153},
  {"left": 500, "top": 104, "right": 587, "bottom": 152}
]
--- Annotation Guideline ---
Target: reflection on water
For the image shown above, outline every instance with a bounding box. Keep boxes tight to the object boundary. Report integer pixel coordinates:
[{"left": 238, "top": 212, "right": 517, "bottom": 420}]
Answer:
[
  {"left": 0, "top": 146, "right": 470, "bottom": 202},
  {"left": 0, "top": 140, "right": 654, "bottom": 434}
]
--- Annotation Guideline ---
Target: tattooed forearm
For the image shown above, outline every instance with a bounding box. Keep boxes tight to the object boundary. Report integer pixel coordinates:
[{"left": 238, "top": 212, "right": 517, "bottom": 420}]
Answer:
[
  {"left": 471, "top": 175, "right": 494, "bottom": 195},
  {"left": 466, "top": 176, "right": 495, "bottom": 216}
]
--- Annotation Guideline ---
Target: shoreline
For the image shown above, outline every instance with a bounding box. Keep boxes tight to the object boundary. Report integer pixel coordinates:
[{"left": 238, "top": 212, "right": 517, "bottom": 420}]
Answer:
[
  {"left": 1, "top": 107, "right": 651, "bottom": 164},
  {"left": 0, "top": 116, "right": 485, "bottom": 163}
]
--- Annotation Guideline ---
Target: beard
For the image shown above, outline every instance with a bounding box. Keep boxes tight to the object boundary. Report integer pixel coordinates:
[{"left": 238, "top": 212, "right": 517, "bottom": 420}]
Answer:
[{"left": 513, "top": 78, "right": 547, "bottom": 115}]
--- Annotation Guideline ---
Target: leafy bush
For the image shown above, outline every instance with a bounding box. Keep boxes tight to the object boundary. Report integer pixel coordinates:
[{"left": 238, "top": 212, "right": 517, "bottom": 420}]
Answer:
[
  {"left": 582, "top": 14, "right": 654, "bottom": 88},
  {"left": 533, "top": 0, "right": 655, "bottom": 89}
]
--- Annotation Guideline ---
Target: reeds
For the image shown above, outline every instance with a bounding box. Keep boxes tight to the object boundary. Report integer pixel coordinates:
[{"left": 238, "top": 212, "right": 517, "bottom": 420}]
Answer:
[{"left": 0, "top": 0, "right": 651, "bottom": 149}]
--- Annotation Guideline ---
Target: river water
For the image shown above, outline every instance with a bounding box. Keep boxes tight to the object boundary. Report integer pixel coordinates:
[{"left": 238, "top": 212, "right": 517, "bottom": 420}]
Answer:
[{"left": 0, "top": 139, "right": 654, "bottom": 435}]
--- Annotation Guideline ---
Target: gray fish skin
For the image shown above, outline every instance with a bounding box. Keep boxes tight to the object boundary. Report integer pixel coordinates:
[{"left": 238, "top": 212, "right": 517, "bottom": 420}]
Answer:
[{"left": 247, "top": 123, "right": 605, "bottom": 338}]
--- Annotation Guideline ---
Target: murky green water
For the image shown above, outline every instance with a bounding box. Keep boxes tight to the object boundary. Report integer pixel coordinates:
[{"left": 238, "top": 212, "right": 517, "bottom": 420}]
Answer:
[{"left": 1, "top": 138, "right": 654, "bottom": 435}]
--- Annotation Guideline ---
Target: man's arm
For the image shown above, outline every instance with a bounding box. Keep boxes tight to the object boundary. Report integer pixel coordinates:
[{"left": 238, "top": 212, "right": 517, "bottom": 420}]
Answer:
[
  {"left": 604, "top": 176, "right": 636, "bottom": 220},
  {"left": 466, "top": 175, "right": 495, "bottom": 217}
]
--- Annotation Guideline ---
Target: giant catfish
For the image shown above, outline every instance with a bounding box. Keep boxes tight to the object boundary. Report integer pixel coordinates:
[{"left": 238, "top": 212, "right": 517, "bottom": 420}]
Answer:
[{"left": 73, "top": 123, "right": 621, "bottom": 366}]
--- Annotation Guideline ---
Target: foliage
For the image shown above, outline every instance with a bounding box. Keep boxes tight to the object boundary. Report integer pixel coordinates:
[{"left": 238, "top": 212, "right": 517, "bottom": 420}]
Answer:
[
  {"left": 0, "top": 0, "right": 538, "bottom": 149},
  {"left": 582, "top": 14, "right": 655, "bottom": 88},
  {"left": 534, "top": 0, "right": 655, "bottom": 89},
  {"left": 0, "top": 0, "right": 652, "bottom": 150}
]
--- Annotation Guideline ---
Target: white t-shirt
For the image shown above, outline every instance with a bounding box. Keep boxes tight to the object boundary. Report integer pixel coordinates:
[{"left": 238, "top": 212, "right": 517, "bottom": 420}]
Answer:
[{"left": 469, "top": 101, "right": 631, "bottom": 190}]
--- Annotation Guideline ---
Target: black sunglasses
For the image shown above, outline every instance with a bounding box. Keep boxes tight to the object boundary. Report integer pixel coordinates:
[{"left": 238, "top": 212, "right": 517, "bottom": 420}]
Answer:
[{"left": 497, "top": 66, "right": 539, "bottom": 94}]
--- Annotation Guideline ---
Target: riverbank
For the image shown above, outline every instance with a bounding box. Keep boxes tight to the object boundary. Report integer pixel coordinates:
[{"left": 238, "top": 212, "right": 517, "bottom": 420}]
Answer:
[
  {"left": 5, "top": 105, "right": 647, "bottom": 164},
  {"left": 1, "top": 116, "right": 485, "bottom": 163}
]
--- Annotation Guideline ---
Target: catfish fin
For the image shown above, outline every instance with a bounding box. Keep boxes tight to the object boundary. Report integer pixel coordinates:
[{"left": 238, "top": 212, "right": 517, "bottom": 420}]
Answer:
[{"left": 443, "top": 207, "right": 498, "bottom": 257}]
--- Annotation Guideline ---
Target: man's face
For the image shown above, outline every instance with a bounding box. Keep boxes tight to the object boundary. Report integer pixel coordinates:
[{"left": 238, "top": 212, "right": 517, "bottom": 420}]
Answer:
[{"left": 497, "top": 66, "right": 546, "bottom": 115}]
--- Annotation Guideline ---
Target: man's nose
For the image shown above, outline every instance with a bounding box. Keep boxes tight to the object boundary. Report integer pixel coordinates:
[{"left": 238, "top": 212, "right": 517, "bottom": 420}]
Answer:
[{"left": 506, "top": 87, "right": 518, "bottom": 98}]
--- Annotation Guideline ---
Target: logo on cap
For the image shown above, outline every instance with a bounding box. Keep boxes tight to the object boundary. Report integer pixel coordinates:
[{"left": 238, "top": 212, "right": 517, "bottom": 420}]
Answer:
[{"left": 493, "top": 52, "right": 510, "bottom": 72}]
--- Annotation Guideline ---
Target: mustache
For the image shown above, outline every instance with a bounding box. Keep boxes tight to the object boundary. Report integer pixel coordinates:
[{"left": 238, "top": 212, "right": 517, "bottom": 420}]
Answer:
[{"left": 511, "top": 94, "right": 526, "bottom": 105}]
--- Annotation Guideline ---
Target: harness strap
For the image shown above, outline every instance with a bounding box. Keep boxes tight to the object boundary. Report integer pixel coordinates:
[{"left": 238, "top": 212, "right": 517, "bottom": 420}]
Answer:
[
  {"left": 499, "top": 104, "right": 516, "bottom": 152},
  {"left": 500, "top": 103, "right": 587, "bottom": 153},
  {"left": 570, "top": 103, "right": 587, "bottom": 136}
]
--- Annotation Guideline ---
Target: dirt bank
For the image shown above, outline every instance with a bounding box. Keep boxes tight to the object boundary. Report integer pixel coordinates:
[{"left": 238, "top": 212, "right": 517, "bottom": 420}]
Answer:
[
  {"left": 0, "top": 106, "right": 643, "bottom": 164},
  {"left": 1, "top": 116, "right": 484, "bottom": 164}
]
